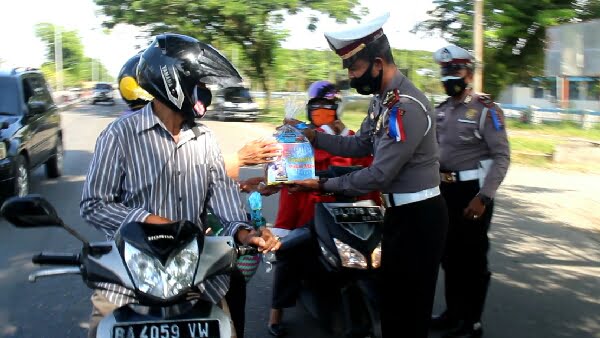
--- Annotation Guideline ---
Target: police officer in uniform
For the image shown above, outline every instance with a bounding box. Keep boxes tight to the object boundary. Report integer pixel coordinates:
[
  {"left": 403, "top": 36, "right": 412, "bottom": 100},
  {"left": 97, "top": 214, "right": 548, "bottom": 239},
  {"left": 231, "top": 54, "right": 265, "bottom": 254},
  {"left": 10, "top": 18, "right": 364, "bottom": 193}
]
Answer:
[
  {"left": 289, "top": 12, "right": 449, "bottom": 338},
  {"left": 430, "top": 45, "right": 510, "bottom": 338}
]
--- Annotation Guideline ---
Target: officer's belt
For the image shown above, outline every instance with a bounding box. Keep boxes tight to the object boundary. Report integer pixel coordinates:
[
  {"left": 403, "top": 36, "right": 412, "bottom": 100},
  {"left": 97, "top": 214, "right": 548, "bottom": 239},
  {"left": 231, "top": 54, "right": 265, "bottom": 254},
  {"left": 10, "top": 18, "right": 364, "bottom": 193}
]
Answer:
[
  {"left": 440, "top": 169, "right": 479, "bottom": 183},
  {"left": 383, "top": 186, "right": 440, "bottom": 208}
]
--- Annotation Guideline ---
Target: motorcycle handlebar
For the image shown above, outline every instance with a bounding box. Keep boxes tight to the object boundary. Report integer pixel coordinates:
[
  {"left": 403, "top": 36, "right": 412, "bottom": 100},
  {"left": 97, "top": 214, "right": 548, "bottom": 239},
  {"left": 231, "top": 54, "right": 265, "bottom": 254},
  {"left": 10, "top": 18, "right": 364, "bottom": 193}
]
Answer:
[{"left": 32, "top": 252, "right": 80, "bottom": 266}]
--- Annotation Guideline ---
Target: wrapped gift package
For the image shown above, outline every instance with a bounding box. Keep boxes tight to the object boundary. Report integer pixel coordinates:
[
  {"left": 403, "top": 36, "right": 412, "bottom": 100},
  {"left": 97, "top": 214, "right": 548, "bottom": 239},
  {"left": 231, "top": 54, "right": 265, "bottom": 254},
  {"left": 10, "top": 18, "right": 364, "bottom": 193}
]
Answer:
[{"left": 266, "top": 125, "right": 316, "bottom": 185}]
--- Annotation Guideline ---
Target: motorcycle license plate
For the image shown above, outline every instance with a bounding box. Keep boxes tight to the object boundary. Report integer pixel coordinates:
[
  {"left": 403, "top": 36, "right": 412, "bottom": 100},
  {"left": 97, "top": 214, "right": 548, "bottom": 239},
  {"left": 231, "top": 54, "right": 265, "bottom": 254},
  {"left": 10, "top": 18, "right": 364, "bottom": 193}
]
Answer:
[{"left": 112, "top": 319, "right": 220, "bottom": 338}]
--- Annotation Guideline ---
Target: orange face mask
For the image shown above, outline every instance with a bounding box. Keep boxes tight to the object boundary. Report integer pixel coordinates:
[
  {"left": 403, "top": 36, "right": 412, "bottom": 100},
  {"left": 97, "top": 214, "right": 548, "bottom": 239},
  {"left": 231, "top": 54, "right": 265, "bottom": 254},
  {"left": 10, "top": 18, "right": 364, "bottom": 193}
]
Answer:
[{"left": 310, "top": 108, "right": 336, "bottom": 127}]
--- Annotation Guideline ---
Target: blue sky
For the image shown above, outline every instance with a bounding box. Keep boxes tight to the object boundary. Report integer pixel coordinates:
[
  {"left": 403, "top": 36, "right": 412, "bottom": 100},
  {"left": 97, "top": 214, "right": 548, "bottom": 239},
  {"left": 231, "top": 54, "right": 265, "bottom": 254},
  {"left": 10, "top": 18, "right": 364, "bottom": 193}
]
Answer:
[{"left": 1, "top": 0, "right": 447, "bottom": 77}]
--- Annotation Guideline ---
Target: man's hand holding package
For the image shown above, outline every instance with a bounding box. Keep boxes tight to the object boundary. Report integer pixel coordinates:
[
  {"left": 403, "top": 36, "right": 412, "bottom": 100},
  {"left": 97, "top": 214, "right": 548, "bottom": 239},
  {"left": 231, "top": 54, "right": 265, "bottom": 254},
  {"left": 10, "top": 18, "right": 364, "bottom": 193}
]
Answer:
[
  {"left": 236, "top": 227, "right": 281, "bottom": 252},
  {"left": 238, "top": 138, "right": 282, "bottom": 166}
]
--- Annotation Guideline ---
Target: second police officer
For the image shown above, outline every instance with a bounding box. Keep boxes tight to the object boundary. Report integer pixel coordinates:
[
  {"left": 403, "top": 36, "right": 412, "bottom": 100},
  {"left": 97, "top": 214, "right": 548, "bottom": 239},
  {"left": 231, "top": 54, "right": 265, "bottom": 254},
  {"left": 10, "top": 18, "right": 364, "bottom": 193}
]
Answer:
[
  {"left": 430, "top": 45, "right": 511, "bottom": 338},
  {"left": 289, "top": 12, "right": 449, "bottom": 338}
]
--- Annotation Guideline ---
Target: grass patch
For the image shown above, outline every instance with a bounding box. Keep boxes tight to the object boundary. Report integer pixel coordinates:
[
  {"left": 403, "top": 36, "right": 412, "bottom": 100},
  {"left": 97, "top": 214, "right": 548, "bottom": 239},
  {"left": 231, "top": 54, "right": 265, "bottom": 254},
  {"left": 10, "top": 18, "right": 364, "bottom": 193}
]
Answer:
[
  {"left": 506, "top": 119, "right": 600, "bottom": 140},
  {"left": 509, "top": 136, "right": 556, "bottom": 155}
]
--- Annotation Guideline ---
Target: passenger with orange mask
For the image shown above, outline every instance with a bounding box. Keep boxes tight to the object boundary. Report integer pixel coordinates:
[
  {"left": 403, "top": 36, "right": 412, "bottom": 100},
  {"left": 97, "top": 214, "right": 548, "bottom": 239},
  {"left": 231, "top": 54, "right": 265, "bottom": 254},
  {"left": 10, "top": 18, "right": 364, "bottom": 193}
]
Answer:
[{"left": 267, "top": 80, "right": 379, "bottom": 337}]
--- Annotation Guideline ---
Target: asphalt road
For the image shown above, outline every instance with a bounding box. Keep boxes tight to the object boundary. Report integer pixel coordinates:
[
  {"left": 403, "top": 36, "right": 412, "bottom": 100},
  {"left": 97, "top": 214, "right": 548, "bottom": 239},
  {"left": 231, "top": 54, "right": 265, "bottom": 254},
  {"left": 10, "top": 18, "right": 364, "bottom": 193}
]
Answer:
[{"left": 0, "top": 101, "right": 598, "bottom": 338}]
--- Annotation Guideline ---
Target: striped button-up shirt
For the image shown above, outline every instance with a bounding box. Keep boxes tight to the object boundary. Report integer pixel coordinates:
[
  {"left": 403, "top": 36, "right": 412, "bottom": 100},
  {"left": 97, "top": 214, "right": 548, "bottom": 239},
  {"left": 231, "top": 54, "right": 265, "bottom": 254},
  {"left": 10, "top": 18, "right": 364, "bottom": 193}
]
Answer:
[{"left": 80, "top": 103, "right": 249, "bottom": 306}]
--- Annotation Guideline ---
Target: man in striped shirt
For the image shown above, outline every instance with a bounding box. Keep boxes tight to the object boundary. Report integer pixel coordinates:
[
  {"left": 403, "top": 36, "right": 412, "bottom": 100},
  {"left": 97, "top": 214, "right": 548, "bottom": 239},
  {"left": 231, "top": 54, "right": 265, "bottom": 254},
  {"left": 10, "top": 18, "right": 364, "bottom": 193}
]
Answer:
[{"left": 81, "top": 33, "right": 280, "bottom": 338}]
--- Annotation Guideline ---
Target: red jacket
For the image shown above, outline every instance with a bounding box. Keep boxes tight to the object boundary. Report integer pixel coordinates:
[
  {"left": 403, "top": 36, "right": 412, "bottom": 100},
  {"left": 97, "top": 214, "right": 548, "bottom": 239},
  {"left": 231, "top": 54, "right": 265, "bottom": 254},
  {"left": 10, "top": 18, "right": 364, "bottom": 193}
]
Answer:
[{"left": 274, "top": 127, "right": 381, "bottom": 230}]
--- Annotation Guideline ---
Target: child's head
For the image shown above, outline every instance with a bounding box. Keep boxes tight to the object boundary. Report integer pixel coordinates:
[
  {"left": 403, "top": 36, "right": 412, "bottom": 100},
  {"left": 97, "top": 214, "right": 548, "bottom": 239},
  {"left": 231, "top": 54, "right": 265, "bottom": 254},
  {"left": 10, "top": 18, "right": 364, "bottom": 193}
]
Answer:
[{"left": 306, "top": 81, "right": 342, "bottom": 127}]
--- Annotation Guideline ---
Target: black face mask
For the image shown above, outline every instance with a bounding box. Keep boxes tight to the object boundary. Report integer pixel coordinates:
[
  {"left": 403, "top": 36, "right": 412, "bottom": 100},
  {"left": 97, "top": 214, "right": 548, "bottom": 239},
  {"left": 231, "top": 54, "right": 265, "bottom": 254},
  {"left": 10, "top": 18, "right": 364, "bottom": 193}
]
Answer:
[
  {"left": 350, "top": 62, "right": 383, "bottom": 95},
  {"left": 442, "top": 76, "right": 468, "bottom": 97}
]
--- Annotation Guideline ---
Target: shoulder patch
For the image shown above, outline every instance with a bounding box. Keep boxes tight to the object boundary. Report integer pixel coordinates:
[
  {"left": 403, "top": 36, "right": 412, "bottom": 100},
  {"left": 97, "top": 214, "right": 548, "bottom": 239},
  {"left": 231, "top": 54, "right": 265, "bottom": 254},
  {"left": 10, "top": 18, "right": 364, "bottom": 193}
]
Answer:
[
  {"left": 486, "top": 106, "right": 505, "bottom": 130},
  {"left": 386, "top": 105, "right": 406, "bottom": 142},
  {"left": 478, "top": 94, "right": 495, "bottom": 108}
]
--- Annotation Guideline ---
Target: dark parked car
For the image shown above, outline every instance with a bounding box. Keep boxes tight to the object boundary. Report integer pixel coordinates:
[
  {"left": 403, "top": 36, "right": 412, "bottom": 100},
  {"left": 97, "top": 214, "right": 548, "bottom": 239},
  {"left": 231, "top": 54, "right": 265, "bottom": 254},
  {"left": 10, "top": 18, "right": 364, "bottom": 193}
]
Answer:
[
  {"left": 0, "top": 67, "right": 63, "bottom": 198},
  {"left": 209, "top": 86, "right": 261, "bottom": 121},
  {"left": 91, "top": 82, "right": 115, "bottom": 105}
]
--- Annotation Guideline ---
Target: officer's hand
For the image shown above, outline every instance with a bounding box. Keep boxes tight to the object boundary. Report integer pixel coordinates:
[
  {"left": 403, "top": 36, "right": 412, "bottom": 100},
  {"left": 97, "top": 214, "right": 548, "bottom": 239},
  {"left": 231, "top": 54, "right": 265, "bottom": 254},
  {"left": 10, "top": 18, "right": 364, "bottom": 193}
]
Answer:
[
  {"left": 239, "top": 177, "right": 265, "bottom": 193},
  {"left": 283, "top": 118, "right": 303, "bottom": 126},
  {"left": 302, "top": 128, "right": 317, "bottom": 143},
  {"left": 329, "top": 120, "right": 346, "bottom": 135},
  {"left": 463, "top": 197, "right": 486, "bottom": 221},
  {"left": 237, "top": 138, "right": 281, "bottom": 166},
  {"left": 287, "top": 179, "right": 319, "bottom": 192},
  {"left": 258, "top": 182, "right": 282, "bottom": 196}
]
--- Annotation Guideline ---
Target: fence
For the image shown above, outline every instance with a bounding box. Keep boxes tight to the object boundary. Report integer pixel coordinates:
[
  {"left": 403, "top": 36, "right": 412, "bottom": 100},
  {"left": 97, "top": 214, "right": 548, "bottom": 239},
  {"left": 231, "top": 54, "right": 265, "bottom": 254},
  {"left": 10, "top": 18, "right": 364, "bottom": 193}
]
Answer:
[{"left": 498, "top": 104, "right": 600, "bottom": 129}]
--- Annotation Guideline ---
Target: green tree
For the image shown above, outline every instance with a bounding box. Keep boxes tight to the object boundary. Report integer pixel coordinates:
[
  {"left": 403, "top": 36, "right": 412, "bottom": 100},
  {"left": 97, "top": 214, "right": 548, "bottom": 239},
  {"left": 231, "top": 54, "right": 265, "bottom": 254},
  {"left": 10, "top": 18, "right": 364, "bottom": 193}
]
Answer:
[
  {"left": 34, "top": 23, "right": 113, "bottom": 88},
  {"left": 413, "top": 0, "right": 600, "bottom": 97},
  {"left": 35, "top": 24, "right": 86, "bottom": 78},
  {"left": 94, "top": 0, "right": 362, "bottom": 103}
]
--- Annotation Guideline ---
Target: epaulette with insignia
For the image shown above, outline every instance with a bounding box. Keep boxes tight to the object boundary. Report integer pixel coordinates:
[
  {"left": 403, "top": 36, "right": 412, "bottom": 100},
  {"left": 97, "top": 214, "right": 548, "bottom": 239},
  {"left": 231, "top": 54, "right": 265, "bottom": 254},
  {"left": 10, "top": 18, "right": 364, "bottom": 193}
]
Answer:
[
  {"left": 478, "top": 94, "right": 504, "bottom": 130},
  {"left": 382, "top": 88, "right": 400, "bottom": 109},
  {"left": 477, "top": 94, "right": 495, "bottom": 108},
  {"left": 464, "top": 94, "right": 472, "bottom": 104}
]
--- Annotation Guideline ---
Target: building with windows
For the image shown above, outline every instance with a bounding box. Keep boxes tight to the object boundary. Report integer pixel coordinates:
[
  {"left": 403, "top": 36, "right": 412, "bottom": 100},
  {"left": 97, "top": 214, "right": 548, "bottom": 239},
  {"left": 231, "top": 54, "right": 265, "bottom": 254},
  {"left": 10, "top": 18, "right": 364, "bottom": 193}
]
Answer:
[{"left": 499, "top": 19, "right": 600, "bottom": 112}]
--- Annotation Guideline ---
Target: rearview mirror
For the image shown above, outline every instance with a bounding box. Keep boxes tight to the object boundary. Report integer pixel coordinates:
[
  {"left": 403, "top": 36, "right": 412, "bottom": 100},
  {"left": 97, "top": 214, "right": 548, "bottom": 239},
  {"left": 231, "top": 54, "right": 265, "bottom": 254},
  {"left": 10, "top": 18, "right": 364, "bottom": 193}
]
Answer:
[
  {"left": 0, "top": 195, "right": 63, "bottom": 228},
  {"left": 27, "top": 101, "right": 46, "bottom": 115}
]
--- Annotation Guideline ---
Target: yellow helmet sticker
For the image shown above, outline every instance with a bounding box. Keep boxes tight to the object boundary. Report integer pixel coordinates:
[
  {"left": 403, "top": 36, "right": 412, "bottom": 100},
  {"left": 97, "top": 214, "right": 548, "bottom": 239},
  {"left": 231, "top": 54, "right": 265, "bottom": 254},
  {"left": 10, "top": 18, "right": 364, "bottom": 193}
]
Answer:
[{"left": 119, "top": 76, "right": 153, "bottom": 101}]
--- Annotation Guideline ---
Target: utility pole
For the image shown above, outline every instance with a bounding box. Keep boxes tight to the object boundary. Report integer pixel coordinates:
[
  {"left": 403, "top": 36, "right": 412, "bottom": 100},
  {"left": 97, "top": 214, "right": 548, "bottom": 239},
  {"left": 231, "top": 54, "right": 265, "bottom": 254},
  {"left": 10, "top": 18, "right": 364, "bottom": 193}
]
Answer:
[
  {"left": 54, "top": 25, "right": 64, "bottom": 92},
  {"left": 474, "top": 0, "right": 484, "bottom": 92},
  {"left": 92, "top": 59, "right": 99, "bottom": 83}
]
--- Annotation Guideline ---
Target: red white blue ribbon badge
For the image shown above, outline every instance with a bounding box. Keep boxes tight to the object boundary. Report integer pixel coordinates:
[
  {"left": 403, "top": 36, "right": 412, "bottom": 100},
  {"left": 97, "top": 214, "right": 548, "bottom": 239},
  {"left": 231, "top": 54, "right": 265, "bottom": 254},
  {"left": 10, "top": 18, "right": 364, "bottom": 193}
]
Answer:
[{"left": 388, "top": 106, "right": 406, "bottom": 142}]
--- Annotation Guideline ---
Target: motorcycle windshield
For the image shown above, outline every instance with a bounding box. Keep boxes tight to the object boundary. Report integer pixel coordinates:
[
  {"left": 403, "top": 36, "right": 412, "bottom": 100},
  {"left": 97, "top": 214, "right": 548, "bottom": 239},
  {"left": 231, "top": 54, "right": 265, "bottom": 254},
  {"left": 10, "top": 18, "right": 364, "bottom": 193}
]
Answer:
[{"left": 115, "top": 220, "right": 203, "bottom": 266}]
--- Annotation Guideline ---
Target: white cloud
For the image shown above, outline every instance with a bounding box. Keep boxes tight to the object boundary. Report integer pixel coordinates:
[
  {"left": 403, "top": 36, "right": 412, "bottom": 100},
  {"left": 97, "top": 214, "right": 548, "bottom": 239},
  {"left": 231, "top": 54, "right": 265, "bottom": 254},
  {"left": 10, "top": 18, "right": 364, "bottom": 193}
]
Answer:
[
  {"left": 280, "top": 0, "right": 448, "bottom": 51},
  {"left": 0, "top": 0, "right": 447, "bottom": 78}
]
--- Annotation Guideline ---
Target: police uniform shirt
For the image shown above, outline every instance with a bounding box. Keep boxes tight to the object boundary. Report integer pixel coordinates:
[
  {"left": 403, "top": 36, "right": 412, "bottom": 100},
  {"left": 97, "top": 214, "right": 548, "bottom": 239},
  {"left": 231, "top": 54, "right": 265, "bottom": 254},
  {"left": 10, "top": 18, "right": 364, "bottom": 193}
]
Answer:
[
  {"left": 436, "top": 91, "right": 510, "bottom": 198},
  {"left": 315, "top": 69, "right": 440, "bottom": 195}
]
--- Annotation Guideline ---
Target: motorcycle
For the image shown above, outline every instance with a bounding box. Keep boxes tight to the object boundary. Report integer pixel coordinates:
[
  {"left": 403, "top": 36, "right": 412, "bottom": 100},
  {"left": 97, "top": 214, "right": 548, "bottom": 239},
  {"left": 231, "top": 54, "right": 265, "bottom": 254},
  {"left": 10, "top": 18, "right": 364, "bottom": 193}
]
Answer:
[
  {"left": 0, "top": 195, "right": 257, "bottom": 338},
  {"left": 268, "top": 166, "right": 384, "bottom": 338}
]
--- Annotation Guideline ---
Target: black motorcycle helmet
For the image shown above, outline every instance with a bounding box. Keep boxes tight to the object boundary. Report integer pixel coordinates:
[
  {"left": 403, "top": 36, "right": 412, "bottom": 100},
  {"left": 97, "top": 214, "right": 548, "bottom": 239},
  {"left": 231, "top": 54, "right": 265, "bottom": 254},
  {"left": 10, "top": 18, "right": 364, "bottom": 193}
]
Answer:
[
  {"left": 118, "top": 52, "right": 153, "bottom": 110},
  {"left": 137, "top": 33, "right": 243, "bottom": 121}
]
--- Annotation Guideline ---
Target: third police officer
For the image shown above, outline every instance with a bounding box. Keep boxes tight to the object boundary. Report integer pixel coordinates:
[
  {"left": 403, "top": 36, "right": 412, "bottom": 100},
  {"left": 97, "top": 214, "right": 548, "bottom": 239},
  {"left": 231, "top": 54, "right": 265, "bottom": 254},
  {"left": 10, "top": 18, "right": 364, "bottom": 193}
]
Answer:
[{"left": 430, "top": 45, "right": 511, "bottom": 338}]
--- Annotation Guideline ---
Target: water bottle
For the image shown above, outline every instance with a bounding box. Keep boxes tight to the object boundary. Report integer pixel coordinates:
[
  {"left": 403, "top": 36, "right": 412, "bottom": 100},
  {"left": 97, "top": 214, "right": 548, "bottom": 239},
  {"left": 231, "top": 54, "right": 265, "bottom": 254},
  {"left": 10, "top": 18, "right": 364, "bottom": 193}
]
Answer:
[
  {"left": 248, "top": 192, "right": 274, "bottom": 273},
  {"left": 248, "top": 191, "right": 265, "bottom": 228}
]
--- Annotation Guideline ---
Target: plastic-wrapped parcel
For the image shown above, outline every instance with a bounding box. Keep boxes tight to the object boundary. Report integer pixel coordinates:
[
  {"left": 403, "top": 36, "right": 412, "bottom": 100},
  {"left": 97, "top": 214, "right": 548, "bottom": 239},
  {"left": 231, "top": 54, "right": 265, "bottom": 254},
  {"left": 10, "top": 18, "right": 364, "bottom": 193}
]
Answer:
[{"left": 265, "top": 96, "right": 316, "bottom": 185}]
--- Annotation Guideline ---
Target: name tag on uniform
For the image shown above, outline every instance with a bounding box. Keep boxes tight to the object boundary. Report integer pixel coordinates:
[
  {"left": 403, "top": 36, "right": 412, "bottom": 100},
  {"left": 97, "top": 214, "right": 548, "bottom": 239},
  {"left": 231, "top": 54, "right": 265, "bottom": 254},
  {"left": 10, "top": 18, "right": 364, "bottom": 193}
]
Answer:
[{"left": 457, "top": 119, "right": 477, "bottom": 124}]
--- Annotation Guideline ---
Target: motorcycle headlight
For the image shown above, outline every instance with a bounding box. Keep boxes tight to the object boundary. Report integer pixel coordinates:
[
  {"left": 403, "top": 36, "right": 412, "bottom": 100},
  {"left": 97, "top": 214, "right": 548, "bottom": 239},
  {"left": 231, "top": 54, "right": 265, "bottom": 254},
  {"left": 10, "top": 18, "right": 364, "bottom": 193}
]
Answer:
[
  {"left": 333, "top": 238, "right": 367, "bottom": 269},
  {"left": 371, "top": 241, "right": 382, "bottom": 269},
  {"left": 124, "top": 240, "right": 199, "bottom": 298}
]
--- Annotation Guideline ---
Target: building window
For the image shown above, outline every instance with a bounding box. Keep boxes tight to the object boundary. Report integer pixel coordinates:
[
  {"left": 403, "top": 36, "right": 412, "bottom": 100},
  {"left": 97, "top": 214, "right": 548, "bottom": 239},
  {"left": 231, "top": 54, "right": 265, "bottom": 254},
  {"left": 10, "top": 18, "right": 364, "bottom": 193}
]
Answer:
[
  {"left": 569, "top": 81, "right": 580, "bottom": 100},
  {"left": 533, "top": 87, "right": 544, "bottom": 99}
]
